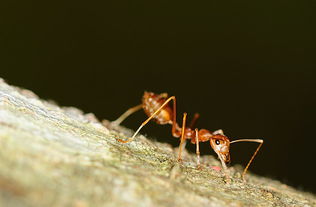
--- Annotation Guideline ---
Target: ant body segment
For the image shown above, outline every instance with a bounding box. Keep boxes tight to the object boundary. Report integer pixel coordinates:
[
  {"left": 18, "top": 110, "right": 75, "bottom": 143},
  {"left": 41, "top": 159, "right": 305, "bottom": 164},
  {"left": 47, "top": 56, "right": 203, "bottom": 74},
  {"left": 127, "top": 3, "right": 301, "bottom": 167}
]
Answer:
[{"left": 112, "top": 91, "right": 263, "bottom": 180}]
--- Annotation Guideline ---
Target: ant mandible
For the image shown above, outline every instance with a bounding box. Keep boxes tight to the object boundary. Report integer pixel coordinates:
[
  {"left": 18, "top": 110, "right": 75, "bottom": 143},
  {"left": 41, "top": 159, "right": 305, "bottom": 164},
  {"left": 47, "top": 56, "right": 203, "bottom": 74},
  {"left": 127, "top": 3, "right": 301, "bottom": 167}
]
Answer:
[{"left": 112, "top": 91, "right": 263, "bottom": 180}]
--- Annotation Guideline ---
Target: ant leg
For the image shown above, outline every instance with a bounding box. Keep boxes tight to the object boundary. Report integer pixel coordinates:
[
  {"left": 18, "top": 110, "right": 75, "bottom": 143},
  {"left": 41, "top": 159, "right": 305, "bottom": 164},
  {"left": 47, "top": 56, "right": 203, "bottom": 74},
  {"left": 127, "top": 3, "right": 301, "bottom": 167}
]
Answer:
[
  {"left": 112, "top": 104, "right": 142, "bottom": 125},
  {"left": 215, "top": 151, "right": 230, "bottom": 182},
  {"left": 189, "top": 113, "right": 200, "bottom": 129},
  {"left": 177, "top": 113, "right": 187, "bottom": 161},
  {"left": 118, "top": 96, "right": 176, "bottom": 143},
  {"left": 230, "top": 139, "right": 264, "bottom": 180},
  {"left": 195, "top": 128, "right": 201, "bottom": 168},
  {"left": 169, "top": 97, "right": 181, "bottom": 137}
]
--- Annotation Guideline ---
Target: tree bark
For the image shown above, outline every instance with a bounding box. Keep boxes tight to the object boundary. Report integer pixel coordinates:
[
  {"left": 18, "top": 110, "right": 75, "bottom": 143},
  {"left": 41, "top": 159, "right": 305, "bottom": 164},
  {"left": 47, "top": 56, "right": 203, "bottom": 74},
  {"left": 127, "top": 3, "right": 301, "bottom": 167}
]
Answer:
[{"left": 0, "top": 78, "right": 314, "bottom": 207}]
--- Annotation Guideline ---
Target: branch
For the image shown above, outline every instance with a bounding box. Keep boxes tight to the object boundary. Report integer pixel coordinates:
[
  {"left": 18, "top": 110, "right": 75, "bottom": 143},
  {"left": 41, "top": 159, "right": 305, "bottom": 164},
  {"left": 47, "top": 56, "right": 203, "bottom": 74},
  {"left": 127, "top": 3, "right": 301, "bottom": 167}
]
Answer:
[{"left": 0, "top": 78, "right": 314, "bottom": 207}]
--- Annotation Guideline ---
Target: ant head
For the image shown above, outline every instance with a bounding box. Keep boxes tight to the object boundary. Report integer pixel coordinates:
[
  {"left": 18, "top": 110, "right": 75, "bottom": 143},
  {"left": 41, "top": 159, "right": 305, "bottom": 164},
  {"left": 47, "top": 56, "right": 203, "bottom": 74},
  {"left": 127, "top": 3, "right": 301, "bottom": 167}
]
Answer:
[{"left": 210, "top": 134, "right": 231, "bottom": 164}]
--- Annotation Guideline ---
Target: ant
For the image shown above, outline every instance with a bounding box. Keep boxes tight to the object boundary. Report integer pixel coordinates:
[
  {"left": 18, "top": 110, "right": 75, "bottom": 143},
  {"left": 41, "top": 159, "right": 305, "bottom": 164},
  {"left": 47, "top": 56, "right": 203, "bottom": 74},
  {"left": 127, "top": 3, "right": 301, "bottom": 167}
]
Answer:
[{"left": 112, "top": 91, "right": 263, "bottom": 180}]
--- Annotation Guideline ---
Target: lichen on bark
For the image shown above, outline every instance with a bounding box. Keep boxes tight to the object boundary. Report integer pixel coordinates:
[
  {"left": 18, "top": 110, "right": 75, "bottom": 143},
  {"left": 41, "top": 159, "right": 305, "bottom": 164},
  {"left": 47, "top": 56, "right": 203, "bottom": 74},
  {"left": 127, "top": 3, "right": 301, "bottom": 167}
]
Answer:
[{"left": 0, "top": 78, "right": 315, "bottom": 207}]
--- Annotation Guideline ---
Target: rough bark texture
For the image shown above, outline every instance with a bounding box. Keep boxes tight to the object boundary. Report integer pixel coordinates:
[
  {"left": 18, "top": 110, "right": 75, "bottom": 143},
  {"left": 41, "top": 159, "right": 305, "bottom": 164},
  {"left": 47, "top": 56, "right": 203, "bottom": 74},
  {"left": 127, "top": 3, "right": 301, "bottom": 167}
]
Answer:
[{"left": 0, "top": 78, "right": 315, "bottom": 207}]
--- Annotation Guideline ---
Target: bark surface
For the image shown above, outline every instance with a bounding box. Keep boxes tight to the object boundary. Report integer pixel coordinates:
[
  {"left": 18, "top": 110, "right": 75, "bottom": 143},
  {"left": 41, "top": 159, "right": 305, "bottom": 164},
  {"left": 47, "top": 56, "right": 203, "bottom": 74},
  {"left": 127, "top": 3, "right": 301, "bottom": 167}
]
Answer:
[{"left": 0, "top": 79, "right": 314, "bottom": 207}]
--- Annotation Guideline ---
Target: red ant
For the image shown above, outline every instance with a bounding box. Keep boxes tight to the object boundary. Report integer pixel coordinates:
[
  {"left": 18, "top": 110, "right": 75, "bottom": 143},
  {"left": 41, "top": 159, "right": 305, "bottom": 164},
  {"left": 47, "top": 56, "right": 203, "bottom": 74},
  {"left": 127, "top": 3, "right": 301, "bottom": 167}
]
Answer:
[{"left": 112, "top": 91, "right": 263, "bottom": 180}]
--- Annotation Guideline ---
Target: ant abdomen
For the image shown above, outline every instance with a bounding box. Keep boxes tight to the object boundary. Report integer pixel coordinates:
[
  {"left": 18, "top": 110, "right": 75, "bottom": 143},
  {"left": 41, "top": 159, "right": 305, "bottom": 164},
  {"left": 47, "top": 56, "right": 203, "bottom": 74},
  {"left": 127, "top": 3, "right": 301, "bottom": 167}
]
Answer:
[{"left": 142, "top": 92, "right": 173, "bottom": 125}]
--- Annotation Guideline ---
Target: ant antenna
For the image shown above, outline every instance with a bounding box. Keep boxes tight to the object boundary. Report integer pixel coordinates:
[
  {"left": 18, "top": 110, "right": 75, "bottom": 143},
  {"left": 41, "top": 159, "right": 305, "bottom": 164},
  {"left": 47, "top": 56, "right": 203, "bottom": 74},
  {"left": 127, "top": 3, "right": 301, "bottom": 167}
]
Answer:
[{"left": 230, "top": 139, "right": 263, "bottom": 180}]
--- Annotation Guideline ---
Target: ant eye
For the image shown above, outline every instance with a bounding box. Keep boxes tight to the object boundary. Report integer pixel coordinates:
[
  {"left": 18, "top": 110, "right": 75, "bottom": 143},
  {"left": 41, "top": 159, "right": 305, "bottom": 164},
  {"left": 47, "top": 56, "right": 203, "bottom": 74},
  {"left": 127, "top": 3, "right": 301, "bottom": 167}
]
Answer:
[{"left": 215, "top": 140, "right": 220, "bottom": 145}]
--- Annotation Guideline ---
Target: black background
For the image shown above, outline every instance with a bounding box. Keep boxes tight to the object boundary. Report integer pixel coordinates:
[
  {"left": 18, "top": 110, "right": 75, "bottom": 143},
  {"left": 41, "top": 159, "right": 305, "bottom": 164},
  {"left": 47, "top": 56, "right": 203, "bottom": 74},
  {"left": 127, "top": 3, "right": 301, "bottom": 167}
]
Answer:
[{"left": 1, "top": 1, "right": 316, "bottom": 193}]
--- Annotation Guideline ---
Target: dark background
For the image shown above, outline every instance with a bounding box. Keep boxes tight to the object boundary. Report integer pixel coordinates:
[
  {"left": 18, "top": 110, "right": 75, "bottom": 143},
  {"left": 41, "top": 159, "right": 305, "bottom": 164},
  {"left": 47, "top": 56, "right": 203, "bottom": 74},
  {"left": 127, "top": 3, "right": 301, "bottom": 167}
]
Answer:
[{"left": 1, "top": 1, "right": 316, "bottom": 193}]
